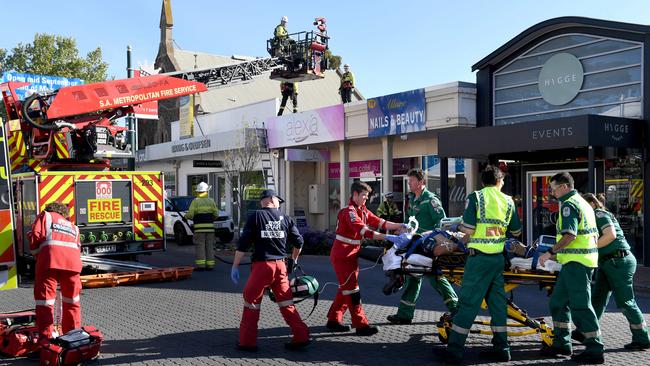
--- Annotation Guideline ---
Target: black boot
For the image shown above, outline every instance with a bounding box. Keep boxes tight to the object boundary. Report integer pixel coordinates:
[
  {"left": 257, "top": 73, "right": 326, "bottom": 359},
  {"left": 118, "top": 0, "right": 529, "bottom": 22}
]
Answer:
[
  {"left": 326, "top": 320, "right": 350, "bottom": 332},
  {"left": 572, "top": 329, "right": 585, "bottom": 343},
  {"left": 624, "top": 341, "right": 650, "bottom": 350},
  {"left": 570, "top": 351, "right": 604, "bottom": 364},
  {"left": 433, "top": 347, "right": 462, "bottom": 365},
  {"left": 285, "top": 339, "right": 311, "bottom": 351},
  {"left": 540, "top": 344, "right": 572, "bottom": 357},
  {"left": 355, "top": 325, "right": 379, "bottom": 336},
  {"left": 386, "top": 314, "right": 412, "bottom": 324}
]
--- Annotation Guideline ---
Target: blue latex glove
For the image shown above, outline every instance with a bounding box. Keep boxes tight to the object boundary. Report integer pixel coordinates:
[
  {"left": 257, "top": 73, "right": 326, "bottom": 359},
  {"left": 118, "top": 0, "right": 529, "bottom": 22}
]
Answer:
[
  {"left": 387, "top": 233, "right": 412, "bottom": 249},
  {"left": 385, "top": 234, "right": 399, "bottom": 244},
  {"left": 448, "top": 223, "right": 460, "bottom": 232},
  {"left": 230, "top": 267, "right": 240, "bottom": 284},
  {"left": 400, "top": 223, "right": 410, "bottom": 230}
]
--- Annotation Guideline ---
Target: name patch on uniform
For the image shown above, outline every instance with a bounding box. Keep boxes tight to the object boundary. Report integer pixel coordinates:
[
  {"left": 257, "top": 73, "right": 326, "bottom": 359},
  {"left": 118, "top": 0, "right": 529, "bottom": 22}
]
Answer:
[
  {"left": 349, "top": 209, "right": 357, "bottom": 222},
  {"left": 595, "top": 211, "right": 605, "bottom": 218},
  {"left": 261, "top": 220, "right": 285, "bottom": 238},
  {"left": 562, "top": 206, "right": 571, "bottom": 217}
]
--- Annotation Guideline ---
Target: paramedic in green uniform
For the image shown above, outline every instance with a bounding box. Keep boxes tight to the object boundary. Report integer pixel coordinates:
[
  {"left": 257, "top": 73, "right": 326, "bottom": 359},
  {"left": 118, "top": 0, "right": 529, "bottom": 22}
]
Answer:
[
  {"left": 436, "top": 165, "right": 521, "bottom": 364},
  {"left": 538, "top": 172, "right": 604, "bottom": 364},
  {"left": 387, "top": 168, "right": 459, "bottom": 325},
  {"left": 576, "top": 193, "right": 649, "bottom": 350}
]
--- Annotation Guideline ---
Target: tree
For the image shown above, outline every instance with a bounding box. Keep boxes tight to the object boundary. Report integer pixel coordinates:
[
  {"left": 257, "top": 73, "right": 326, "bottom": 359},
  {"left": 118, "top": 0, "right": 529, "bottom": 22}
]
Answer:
[
  {"left": 325, "top": 49, "right": 342, "bottom": 70},
  {"left": 222, "top": 126, "right": 265, "bottom": 227},
  {"left": 0, "top": 33, "right": 108, "bottom": 83}
]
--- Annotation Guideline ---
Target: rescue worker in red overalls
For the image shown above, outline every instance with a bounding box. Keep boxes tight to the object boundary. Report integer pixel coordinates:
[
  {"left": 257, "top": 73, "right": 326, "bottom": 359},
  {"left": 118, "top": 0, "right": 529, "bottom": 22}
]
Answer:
[
  {"left": 326, "top": 181, "right": 409, "bottom": 335},
  {"left": 29, "top": 201, "right": 82, "bottom": 342},
  {"left": 231, "top": 189, "right": 310, "bottom": 351}
]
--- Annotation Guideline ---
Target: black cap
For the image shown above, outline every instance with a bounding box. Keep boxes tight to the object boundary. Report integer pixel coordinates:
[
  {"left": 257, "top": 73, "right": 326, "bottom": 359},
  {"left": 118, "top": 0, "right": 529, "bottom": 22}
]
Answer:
[{"left": 260, "top": 189, "right": 285, "bottom": 203}]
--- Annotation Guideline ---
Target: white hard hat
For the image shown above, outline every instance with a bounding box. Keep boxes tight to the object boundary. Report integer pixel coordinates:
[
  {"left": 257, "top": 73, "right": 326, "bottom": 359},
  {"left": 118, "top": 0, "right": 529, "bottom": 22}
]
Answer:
[
  {"left": 196, "top": 182, "right": 211, "bottom": 193},
  {"left": 344, "top": 64, "right": 349, "bottom": 68},
  {"left": 281, "top": 16, "right": 288, "bottom": 22}
]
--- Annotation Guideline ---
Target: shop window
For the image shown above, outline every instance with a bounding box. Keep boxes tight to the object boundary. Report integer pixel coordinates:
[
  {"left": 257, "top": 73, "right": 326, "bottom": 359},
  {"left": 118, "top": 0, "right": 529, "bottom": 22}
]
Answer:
[
  {"left": 328, "top": 179, "right": 341, "bottom": 230},
  {"left": 163, "top": 172, "right": 176, "bottom": 198},
  {"left": 187, "top": 174, "right": 208, "bottom": 196},
  {"left": 604, "top": 148, "right": 644, "bottom": 260},
  {"left": 422, "top": 156, "right": 466, "bottom": 217}
]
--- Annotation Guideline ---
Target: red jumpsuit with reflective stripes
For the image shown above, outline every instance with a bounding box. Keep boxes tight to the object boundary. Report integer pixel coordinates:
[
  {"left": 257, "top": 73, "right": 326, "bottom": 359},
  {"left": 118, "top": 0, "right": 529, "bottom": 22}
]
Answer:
[
  {"left": 327, "top": 200, "right": 385, "bottom": 328},
  {"left": 29, "top": 211, "right": 82, "bottom": 340}
]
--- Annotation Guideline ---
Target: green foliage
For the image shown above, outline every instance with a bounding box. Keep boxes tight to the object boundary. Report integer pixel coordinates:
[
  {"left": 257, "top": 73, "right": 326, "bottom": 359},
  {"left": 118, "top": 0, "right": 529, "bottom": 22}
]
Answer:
[
  {"left": 0, "top": 33, "right": 108, "bottom": 82},
  {"left": 325, "top": 49, "right": 342, "bottom": 70}
]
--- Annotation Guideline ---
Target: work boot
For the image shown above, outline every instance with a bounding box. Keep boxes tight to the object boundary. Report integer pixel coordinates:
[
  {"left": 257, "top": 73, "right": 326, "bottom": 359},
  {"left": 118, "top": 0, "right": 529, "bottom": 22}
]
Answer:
[
  {"left": 355, "top": 325, "right": 379, "bottom": 336},
  {"left": 572, "top": 329, "right": 585, "bottom": 343},
  {"left": 387, "top": 314, "right": 412, "bottom": 325},
  {"left": 284, "top": 339, "right": 311, "bottom": 351},
  {"left": 570, "top": 351, "right": 604, "bottom": 364},
  {"left": 326, "top": 321, "right": 350, "bottom": 332},
  {"left": 235, "top": 343, "right": 258, "bottom": 352},
  {"left": 540, "top": 344, "right": 572, "bottom": 357},
  {"left": 433, "top": 347, "right": 462, "bottom": 365},
  {"left": 624, "top": 341, "right": 650, "bottom": 350},
  {"left": 479, "top": 349, "right": 511, "bottom": 362}
]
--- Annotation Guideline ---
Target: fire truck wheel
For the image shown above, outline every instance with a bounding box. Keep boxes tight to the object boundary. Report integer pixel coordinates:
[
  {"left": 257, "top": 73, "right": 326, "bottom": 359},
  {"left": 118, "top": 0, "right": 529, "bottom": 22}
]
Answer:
[
  {"left": 174, "top": 224, "right": 193, "bottom": 246},
  {"left": 218, "top": 232, "right": 234, "bottom": 244}
]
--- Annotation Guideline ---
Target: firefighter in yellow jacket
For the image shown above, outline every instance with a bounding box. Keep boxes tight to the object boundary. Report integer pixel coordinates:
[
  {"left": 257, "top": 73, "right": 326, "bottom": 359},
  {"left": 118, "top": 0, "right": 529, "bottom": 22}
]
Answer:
[
  {"left": 186, "top": 182, "right": 218, "bottom": 271},
  {"left": 339, "top": 64, "right": 355, "bottom": 103}
]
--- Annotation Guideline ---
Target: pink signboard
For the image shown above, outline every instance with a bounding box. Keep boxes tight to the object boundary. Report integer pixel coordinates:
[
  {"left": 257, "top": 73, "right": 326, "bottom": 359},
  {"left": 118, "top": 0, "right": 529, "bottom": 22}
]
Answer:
[
  {"left": 328, "top": 160, "right": 381, "bottom": 179},
  {"left": 266, "top": 104, "right": 345, "bottom": 148}
]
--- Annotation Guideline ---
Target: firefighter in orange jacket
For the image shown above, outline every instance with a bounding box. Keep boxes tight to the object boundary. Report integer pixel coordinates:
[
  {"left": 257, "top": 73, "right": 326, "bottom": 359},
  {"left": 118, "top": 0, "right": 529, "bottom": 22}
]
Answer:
[
  {"left": 28, "top": 201, "right": 82, "bottom": 341},
  {"left": 326, "top": 181, "right": 409, "bottom": 336}
]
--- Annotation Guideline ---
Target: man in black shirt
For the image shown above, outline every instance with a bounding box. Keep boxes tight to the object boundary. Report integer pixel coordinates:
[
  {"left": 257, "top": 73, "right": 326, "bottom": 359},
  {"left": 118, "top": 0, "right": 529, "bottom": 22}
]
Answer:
[{"left": 231, "top": 189, "right": 310, "bottom": 352}]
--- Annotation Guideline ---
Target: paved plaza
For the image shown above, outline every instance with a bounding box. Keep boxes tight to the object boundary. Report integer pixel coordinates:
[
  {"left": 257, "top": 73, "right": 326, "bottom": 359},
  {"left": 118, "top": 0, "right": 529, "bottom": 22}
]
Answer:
[{"left": 2, "top": 241, "right": 650, "bottom": 365}]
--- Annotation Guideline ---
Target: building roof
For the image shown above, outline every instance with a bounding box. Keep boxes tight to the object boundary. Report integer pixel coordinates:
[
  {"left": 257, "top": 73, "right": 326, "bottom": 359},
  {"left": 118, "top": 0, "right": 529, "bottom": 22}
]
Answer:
[
  {"left": 472, "top": 17, "right": 650, "bottom": 71},
  {"left": 173, "top": 49, "right": 357, "bottom": 114}
]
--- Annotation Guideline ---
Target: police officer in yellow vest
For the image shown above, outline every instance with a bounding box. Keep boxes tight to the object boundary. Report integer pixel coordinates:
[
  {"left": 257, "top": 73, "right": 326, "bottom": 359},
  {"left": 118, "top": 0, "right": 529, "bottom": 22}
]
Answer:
[
  {"left": 538, "top": 172, "right": 604, "bottom": 364},
  {"left": 436, "top": 165, "right": 521, "bottom": 364},
  {"left": 186, "top": 182, "right": 218, "bottom": 271}
]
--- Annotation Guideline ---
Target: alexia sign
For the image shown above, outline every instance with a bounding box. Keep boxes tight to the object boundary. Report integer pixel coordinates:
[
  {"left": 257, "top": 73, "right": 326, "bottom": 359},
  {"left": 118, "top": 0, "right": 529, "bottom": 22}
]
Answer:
[{"left": 266, "top": 104, "right": 344, "bottom": 148}]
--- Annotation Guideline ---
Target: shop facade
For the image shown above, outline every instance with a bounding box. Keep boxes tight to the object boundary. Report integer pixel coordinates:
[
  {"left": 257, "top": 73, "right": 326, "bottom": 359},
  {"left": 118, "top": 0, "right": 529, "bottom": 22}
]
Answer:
[{"left": 438, "top": 17, "right": 650, "bottom": 264}]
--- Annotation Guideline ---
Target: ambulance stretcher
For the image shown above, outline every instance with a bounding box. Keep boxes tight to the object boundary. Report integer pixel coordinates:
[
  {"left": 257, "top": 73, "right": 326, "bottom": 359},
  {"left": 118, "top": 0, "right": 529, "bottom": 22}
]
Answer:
[{"left": 381, "top": 231, "right": 560, "bottom": 347}]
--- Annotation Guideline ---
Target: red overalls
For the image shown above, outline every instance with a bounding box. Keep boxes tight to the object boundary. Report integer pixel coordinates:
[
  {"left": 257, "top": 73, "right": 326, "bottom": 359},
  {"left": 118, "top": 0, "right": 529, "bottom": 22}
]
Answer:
[
  {"left": 29, "top": 211, "right": 82, "bottom": 340},
  {"left": 327, "top": 200, "right": 386, "bottom": 328}
]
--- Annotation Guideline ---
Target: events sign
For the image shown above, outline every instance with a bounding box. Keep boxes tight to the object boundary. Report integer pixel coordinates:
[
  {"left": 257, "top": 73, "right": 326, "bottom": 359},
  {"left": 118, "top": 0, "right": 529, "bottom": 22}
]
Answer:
[
  {"left": 367, "top": 88, "right": 426, "bottom": 137},
  {"left": 267, "top": 104, "right": 344, "bottom": 148},
  {"left": 1, "top": 71, "right": 84, "bottom": 101}
]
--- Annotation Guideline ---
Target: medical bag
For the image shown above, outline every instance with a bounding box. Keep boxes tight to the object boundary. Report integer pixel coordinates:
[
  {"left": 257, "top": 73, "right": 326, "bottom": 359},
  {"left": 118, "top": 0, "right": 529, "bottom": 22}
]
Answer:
[
  {"left": 0, "top": 310, "right": 40, "bottom": 357},
  {"left": 40, "top": 326, "right": 103, "bottom": 366}
]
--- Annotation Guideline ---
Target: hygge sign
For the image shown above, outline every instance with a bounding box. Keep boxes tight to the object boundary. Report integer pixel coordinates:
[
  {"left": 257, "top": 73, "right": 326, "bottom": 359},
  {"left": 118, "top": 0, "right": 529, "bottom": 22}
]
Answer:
[
  {"left": 266, "top": 104, "right": 345, "bottom": 148},
  {"left": 367, "top": 88, "right": 426, "bottom": 137},
  {"left": 538, "top": 53, "right": 584, "bottom": 106}
]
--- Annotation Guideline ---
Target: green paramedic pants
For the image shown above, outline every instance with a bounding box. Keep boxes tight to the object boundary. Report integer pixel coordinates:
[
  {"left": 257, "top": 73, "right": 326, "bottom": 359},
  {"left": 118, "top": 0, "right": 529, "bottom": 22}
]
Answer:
[
  {"left": 396, "top": 275, "right": 458, "bottom": 319},
  {"left": 592, "top": 254, "right": 649, "bottom": 344},
  {"left": 550, "top": 262, "right": 604, "bottom": 354},
  {"left": 447, "top": 253, "right": 508, "bottom": 358}
]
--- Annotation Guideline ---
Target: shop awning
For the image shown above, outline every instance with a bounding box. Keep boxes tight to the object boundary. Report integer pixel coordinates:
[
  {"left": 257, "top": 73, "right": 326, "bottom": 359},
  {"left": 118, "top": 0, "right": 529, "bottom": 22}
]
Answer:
[{"left": 438, "top": 115, "right": 645, "bottom": 159}]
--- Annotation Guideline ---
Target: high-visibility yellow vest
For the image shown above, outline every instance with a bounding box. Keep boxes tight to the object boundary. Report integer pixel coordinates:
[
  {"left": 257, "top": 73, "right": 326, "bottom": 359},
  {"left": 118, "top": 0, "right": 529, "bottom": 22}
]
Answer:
[
  {"left": 468, "top": 186, "right": 514, "bottom": 254},
  {"left": 555, "top": 194, "right": 599, "bottom": 267}
]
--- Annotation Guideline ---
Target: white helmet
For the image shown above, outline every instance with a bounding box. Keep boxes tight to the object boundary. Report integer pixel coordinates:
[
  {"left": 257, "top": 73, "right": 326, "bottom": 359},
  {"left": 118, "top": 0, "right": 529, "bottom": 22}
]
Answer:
[
  {"left": 344, "top": 63, "right": 350, "bottom": 69},
  {"left": 196, "top": 182, "right": 211, "bottom": 193},
  {"left": 281, "top": 16, "right": 288, "bottom": 23}
]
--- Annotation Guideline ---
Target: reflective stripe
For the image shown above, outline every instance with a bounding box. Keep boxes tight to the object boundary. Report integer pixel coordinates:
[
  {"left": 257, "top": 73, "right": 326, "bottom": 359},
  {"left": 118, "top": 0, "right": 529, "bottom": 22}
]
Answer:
[
  {"left": 62, "top": 295, "right": 80, "bottom": 304},
  {"left": 582, "top": 330, "right": 601, "bottom": 338},
  {"left": 378, "top": 219, "right": 386, "bottom": 230},
  {"left": 206, "top": 260, "right": 215, "bottom": 265},
  {"left": 630, "top": 322, "right": 647, "bottom": 330},
  {"left": 444, "top": 298, "right": 458, "bottom": 304},
  {"left": 558, "top": 248, "right": 598, "bottom": 255},
  {"left": 39, "top": 240, "right": 79, "bottom": 251},
  {"left": 477, "top": 218, "right": 508, "bottom": 227},
  {"left": 335, "top": 235, "right": 361, "bottom": 245},
  {"left": 35, "top": 299, "right": 56, "bottom": 306},
  {"left": 469, "top": 237, "right": 505, "bottom": 245},
  {"left": 195, "top": 259, "right": 206, "bottom": 264},
  {"left": 277, "top": 299, "right": 294, "bottom": 307},
  {"left": 553, "top": 321, "right": 570, "bottom": 329},
  {"left": 400, "top": 300, "right": 416, "bottom": 307},
  {"left": 342, "top": 288, "right": 359, "bottom": 295},
  {"left": 491, "top": 326, "right": 507, "bottom": 333},
  {"left": 360, "top": 227, "right": 368, "bottom": 236},
  {"left": 451, "top": 324, "right": 470, "bottom": 335},
  {"left": 244, "top": 302, "right": 260, "bottom": 310}
]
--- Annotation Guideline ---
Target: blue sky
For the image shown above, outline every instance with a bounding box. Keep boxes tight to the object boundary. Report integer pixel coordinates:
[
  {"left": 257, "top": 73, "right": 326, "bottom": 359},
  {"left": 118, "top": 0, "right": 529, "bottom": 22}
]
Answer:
[{"left": 0, "top": 0, "right": 648, "bottom": 98}]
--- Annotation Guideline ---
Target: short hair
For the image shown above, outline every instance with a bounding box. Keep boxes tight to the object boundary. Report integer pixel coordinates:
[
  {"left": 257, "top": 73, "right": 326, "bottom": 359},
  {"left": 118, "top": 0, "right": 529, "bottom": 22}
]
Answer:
[
  {"left": 407, "top": 168, "right": 425, "bottom": 182},
  {"left": 481, "top": 165, "right": 504, "bottom": 186},
  {"left": 550, "top": 172, "right": 574, "bottom": 189},
  {"left": 582, "top": 193, "right": 605, "bottom": 209},
  {"left": 44, "top": 201, "right": 69, "bottom": 217},
  {"left": 351, "top": 181, "right": 372, "bottom": 195}
]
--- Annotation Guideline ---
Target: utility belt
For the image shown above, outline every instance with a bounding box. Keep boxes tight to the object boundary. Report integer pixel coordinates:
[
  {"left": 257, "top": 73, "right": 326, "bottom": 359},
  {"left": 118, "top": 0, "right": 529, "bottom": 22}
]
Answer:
[
  {"left": 468, "top": 248, "right": 502, "bottom": 257},
  {"left": 600, "top": 249, "right": 630, "bottom": 263}
]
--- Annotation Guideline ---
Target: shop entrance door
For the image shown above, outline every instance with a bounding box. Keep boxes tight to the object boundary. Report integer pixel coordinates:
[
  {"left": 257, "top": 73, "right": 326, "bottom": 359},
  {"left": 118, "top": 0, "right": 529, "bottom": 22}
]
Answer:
[{"left": 525, "top": 168, "right": 590, "bottom": 245}]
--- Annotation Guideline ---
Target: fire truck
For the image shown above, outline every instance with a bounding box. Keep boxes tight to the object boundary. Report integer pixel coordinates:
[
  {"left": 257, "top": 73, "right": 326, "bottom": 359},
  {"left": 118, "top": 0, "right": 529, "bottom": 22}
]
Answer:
[{"left": 1, "top": 75, "right": 207, "bottom": 274}]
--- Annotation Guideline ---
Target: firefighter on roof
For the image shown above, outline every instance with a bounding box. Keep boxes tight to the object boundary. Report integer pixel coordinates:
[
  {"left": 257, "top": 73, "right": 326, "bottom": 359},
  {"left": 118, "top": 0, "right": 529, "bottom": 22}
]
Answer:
[
  {"left": 277, "top": 82, "right": 298, "bottom": 116},
  {"left": 339, "top": 64, "right": 355, "bottom": 103},
  {"left": 29, "top": 201, "right": 82, "bottom": 343}
]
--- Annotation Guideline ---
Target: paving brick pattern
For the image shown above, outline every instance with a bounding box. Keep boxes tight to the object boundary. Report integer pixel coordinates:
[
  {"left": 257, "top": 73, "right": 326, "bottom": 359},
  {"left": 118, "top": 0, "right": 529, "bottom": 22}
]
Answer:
[{"left": 2, "top": 242, "right": 650, "bottom": 365}]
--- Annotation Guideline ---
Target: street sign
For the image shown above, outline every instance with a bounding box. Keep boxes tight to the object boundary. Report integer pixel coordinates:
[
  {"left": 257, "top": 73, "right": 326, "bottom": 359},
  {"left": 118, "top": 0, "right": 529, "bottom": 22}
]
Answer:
[{"left": 193, "top": 160, "right": 223, "bottom": 168}]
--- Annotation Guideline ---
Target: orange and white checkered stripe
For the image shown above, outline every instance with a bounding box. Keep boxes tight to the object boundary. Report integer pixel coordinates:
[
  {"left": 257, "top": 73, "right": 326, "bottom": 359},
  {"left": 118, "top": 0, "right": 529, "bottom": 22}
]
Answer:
[
  {"left": 131, "top": 174, "right": 164, "bottom": 240},
  {"left": 38, "top": 175, "right": 75, "bottom": 220}
]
